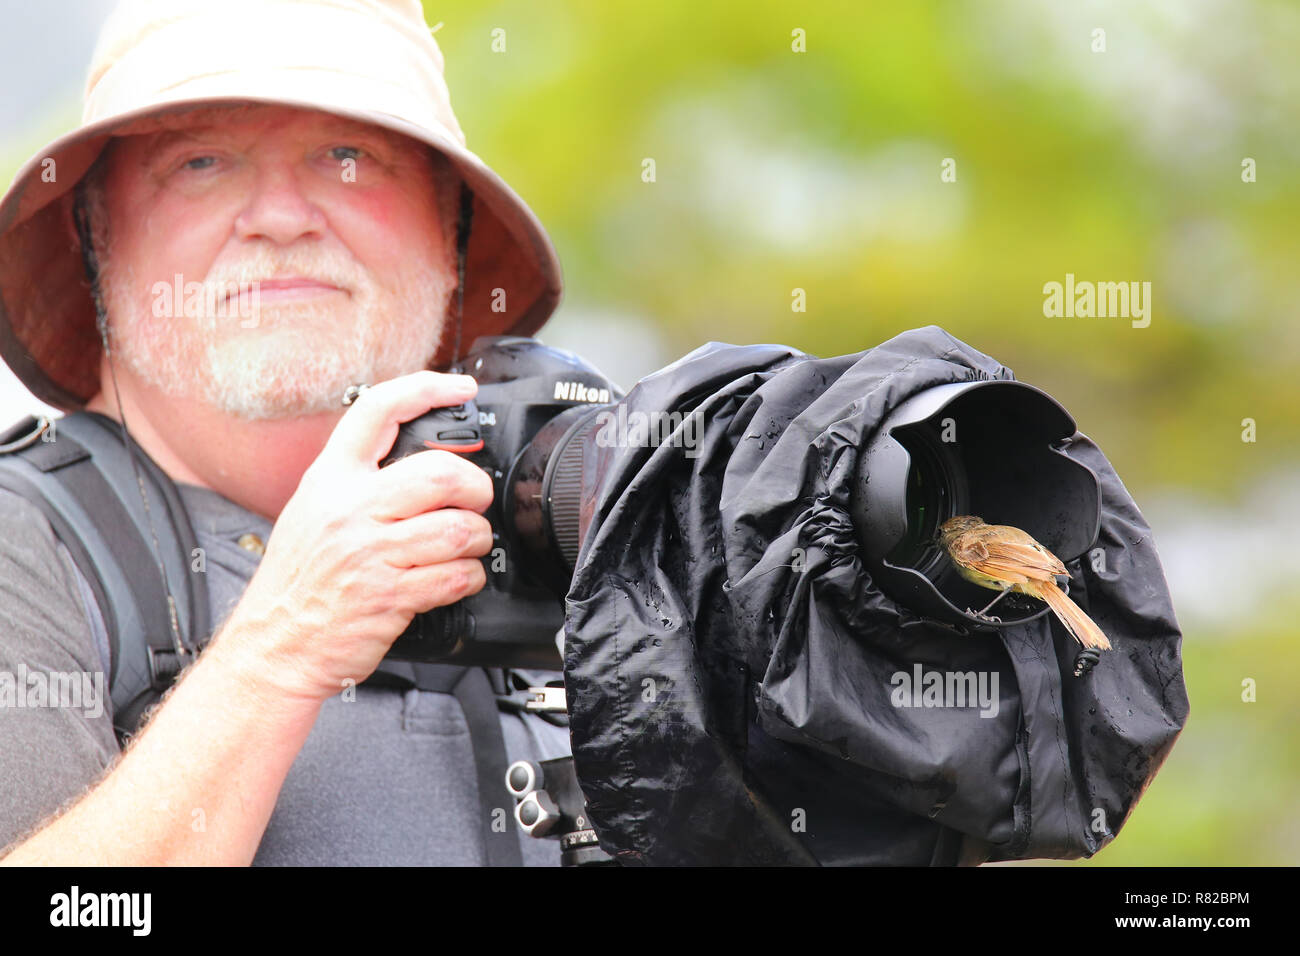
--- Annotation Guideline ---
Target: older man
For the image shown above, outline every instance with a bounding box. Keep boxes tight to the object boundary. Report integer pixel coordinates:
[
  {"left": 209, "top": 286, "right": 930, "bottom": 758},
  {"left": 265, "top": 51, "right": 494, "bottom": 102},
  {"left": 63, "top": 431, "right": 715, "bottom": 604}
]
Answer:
[{"left": 0, "top": 0, "right": 567, "bottom": 864}]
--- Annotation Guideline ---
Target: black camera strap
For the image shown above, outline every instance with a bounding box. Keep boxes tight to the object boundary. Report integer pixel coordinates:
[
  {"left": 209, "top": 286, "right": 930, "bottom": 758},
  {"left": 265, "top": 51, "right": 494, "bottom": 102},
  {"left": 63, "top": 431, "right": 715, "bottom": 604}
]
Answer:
[{"left": 452, "top": 667, "right": 525, "bottom": 867}]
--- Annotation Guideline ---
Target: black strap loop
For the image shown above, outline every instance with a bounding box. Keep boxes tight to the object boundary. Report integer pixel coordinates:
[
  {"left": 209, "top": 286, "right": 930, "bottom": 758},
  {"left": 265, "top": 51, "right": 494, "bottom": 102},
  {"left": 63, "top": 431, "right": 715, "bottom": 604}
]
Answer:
[{"left": 452, "top": 667, "right": 524, "bottom": 867}]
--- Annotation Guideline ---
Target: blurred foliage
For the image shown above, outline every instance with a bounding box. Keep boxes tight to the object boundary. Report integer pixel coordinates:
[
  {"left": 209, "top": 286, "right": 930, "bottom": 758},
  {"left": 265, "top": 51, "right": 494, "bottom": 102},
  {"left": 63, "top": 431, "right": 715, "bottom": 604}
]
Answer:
[{"left": 429, "top": 0, "right": 1300, "bottom": 501}]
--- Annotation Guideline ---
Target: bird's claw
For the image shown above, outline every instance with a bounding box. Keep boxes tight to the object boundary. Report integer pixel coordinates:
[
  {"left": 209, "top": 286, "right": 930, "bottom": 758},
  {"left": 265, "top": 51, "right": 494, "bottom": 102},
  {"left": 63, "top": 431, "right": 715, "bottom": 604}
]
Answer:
[{"left": 964, "top": 607, "right": 1002, "bottom": 625}]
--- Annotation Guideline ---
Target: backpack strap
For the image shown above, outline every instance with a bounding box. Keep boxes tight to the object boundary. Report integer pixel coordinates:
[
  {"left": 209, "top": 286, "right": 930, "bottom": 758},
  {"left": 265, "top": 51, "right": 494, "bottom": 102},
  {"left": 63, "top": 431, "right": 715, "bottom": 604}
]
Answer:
[
  {"left": 0, "top": 413, "right": 209, "bottom": 743},
  {"left": 74, "top": 411, "right": 210, "bottom": 657}
]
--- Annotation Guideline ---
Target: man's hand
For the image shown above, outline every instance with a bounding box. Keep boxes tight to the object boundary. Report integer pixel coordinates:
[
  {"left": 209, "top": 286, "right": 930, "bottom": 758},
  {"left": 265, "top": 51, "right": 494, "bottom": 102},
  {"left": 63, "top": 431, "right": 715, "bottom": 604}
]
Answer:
[{"left": 216, "top": 370, "right": 494, "bottom": 702}]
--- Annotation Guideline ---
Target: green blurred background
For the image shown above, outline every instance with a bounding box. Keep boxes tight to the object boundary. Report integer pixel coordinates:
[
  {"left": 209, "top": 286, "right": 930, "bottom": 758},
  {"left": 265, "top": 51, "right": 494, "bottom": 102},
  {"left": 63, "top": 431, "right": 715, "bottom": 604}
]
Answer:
[{"left": 3, "top": 0, "right": 1296, "bottom": 864}]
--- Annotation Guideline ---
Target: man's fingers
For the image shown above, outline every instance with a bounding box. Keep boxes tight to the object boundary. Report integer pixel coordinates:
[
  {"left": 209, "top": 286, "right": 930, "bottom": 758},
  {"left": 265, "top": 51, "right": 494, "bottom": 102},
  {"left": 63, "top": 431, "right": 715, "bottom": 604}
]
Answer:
[
  {"left": 369, "top": 448, "right": 494, "bottom": 520},
  {"left": 399, "top": 558, "right": 488, "bottom": 614},
  {"left": 382, "top": 508, "right": 494, "bottom": 569},
  {"left": 323, "top": 370, "right": 478, "bottom": 467}
]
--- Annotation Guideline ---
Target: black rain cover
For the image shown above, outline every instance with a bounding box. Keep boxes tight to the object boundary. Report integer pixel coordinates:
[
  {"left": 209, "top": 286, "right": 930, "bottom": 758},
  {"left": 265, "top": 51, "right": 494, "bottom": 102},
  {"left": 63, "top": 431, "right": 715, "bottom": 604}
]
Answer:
[{"left": 562, "top": 325, "right": 1189, "bottom": 865}]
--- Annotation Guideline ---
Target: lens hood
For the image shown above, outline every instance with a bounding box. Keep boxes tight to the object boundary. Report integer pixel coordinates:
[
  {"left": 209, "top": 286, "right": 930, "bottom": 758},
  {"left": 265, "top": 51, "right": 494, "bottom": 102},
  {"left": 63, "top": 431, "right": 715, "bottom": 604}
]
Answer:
[{"left": 852, "top": 380, "right": 1101, "bottom": 629}]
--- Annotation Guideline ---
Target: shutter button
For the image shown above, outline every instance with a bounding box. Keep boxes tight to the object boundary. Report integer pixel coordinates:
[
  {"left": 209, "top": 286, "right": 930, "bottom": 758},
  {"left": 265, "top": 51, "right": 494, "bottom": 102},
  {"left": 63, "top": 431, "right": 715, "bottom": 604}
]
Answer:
[{"left": 237, "top": 533, "right": 265, "bottom": 556}]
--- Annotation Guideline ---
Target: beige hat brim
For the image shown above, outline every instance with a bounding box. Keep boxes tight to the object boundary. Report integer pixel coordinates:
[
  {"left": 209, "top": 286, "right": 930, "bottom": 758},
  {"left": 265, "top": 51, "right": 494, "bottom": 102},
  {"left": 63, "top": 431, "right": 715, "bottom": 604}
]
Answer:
[{"left": 0, "top": 95, "right": 563, "bottom": 410}]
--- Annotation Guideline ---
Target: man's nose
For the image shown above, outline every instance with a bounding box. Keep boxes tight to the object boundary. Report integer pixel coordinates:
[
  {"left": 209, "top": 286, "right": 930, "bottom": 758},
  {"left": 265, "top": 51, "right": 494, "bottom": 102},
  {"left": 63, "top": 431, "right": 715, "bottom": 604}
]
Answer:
[{"left": 232, "top": 163, "right": 327, "bottom": 245}]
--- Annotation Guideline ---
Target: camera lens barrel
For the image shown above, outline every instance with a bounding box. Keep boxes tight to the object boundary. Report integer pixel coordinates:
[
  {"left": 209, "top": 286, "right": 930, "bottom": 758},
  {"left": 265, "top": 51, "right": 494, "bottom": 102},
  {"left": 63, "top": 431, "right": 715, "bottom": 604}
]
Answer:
[{"left": 506, "top": 404, "right": 607, "bottom": 595}]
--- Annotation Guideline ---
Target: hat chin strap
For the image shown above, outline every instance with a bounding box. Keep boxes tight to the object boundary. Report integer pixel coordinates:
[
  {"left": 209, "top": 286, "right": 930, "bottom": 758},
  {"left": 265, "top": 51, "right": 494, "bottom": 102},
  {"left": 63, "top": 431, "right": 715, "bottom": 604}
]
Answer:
[{"left": 447, "top": 179, "right": 474, "bottom": 371}]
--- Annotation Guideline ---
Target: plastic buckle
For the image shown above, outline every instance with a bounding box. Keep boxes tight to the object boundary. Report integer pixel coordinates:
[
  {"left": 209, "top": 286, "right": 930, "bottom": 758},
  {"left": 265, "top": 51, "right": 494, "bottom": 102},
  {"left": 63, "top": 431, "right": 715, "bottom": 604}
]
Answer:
[{"left": 525, "top": 686, "right": 568, "bottom": 713}]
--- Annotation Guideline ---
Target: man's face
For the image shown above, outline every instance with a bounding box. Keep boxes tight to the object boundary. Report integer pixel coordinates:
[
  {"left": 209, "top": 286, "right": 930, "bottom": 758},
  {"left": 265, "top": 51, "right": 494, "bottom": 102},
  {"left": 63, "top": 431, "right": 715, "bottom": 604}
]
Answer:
[{"left": 91, "top": 104, "right": 457, "bottom": 420}]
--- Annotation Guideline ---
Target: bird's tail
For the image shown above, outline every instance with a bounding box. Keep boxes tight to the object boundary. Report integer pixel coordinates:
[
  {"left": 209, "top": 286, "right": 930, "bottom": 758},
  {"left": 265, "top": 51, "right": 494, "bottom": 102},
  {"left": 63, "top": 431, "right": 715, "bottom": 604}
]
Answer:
[{"left": 1032, "top": 581, "right": 1112, "bottom": 650}]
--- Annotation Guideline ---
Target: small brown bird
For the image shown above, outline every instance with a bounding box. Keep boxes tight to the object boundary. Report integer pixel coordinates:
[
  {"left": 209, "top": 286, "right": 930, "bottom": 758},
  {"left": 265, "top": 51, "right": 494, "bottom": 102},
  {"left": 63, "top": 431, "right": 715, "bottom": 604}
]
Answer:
[{"left": 938, "top": 515, "right": 1111, "bottom": 650}]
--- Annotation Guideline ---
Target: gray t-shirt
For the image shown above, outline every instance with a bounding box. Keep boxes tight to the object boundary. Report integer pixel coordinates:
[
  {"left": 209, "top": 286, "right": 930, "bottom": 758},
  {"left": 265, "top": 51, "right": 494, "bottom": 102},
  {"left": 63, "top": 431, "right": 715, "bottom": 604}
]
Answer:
[{"left": 0, "top": 478, "right": 572, "bottom": 865}]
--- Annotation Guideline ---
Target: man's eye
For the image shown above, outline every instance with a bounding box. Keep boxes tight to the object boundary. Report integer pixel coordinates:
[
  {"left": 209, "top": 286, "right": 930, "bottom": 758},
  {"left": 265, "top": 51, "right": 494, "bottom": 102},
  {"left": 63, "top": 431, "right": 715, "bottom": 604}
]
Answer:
[
  {"left": 330, "top": 146, "right": 364, "bottom": 162},
  {"left": 182, "top": 156, "right": 217, "bottom": 171}
]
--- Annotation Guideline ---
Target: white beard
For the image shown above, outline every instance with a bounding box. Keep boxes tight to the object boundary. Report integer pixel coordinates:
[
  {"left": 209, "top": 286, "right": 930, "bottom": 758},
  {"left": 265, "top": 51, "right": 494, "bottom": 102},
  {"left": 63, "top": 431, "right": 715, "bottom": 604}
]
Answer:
[{"left": 98, "top": 242, "right": 455, "bottom": 420}]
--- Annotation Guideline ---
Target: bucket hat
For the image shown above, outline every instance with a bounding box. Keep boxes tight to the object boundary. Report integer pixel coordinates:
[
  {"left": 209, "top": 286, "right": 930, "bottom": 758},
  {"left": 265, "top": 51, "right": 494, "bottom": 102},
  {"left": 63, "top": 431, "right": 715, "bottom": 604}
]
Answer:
[{"left": 0, "top": 0, "right": 563, "bottom": 411}]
